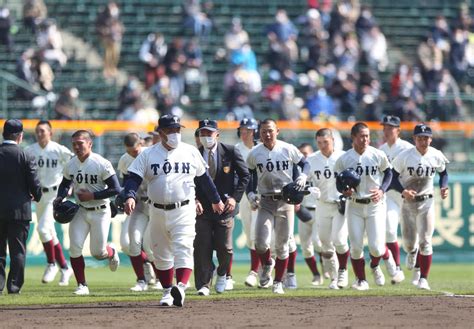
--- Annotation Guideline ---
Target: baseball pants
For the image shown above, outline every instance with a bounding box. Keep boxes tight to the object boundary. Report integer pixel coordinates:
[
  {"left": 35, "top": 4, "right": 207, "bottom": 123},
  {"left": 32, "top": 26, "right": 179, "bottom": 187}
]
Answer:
[
  {"left": 315, "top": 201, "right": 349, "bottom": 256},
  {"left": 120, "top": 216, "right": 130, "bottom": 255},
  {"left": 149, "top": 203, "right": 196, "bottom": 270},
  {"left": 386, "top": 192, "right": 403, "bottom": 243},
  {"left": 68, "top": 206, "right": 112, "bottom": 259},
  {"left": 35, "top": 190, "right": 59, "bottom": 244},
  {"left": 298, "top": 212, "right": 322, "bottom": 258},
  {"left": 255, "top": 198, "right": 293, "bottom": 260},
  {"left": 347, "top": 200, "right": 387, "bottom": 259},
  {"left": 400, "top": 198, "right": 435, "bottom": 256},
  {"left": 128, "top": 210, "right": 150, "bottom": 257},
  {"left": 238, "top": 195, "right": 257, "bottom": 250}
]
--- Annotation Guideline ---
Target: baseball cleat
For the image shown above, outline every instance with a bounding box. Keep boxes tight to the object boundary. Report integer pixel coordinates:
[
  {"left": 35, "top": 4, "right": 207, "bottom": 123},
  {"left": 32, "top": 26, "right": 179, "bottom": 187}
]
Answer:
[
  {"left": 215, "top": 274, "right": 227, "bottom": 294},
  {"left": 337, "top": 269, "right": 349, "bottom": 288},
  {"left": 151, "top": 281, "right": 163, "bottom": 290},
  {"left": 311, "top": 273, "right": 323, "bottom": 286},
  {"left": 412, "top": 268, "right": 421, "bottom": 286},
  {"left": 417, "top": 278, "right": 431, "bottom": 290},
  {"left": 329, "top": 279, "right": 340, "bottom": 290},
  {"left": 371, "top": 265, "right": 385, "bottom": 286},
  {"left": 406, "top": 250, "right": 418, "bottom": 270},
  {"left": 143, "top": 262, "right": 156, "bottom": 284},
  {"left": 384, "top": 251, "right": 405, "bottom": 284},
  {"left": 351, "top": 279, "right": 369, "bottom": 291},
  {"left": 58, "top": 267, "right": 73, "bottom": 286},
  {"left": 272, "top": 281, "right": 285, "bottom": 294},
  {"left": 284, "top": 272, "right": 297, "bottom": 289},
  {"left": 259, "top": 258, "right": 275, "bottom": 288},
  {"left": 245, "top": 271, "right": 258, "bottom": 287},
  {"left": 130, "top": 280, "right": 148, "bottom": 292},
  {"left": 171, "top": 283, "right": 186, "bottom": 307},
  {"left": 73, "top": 284, "right": 89, "bottom": 296},
  {"left": 42, "top": 263, "right": 59, "bottom": 284},
  {"left": 197, "top": 286, "right": 210, "bottom": 296},
  {"left": 225, "top": 276, "right": 234, "bottom": 291},
  {"left": 160, "top": 288, "right": 173, "bottom": 306},
  {"left": 108, "top": 244, "right": 120, "bottom": 272},
  {"left": 390, "top": 267, "right": 405, "bottom": 285}
]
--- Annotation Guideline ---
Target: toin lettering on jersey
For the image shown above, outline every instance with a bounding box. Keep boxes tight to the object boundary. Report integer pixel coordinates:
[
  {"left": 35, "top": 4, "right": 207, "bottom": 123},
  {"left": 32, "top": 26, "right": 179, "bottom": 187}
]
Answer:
[
  {"left": 256, "top": 160, "right": 289, "bottom": 173},
  {"left": 36, "top": 156, "right": 59, "bottom": 168},
  {"left": 407, "top": 165, "right": 436, "bottom": 177},
  {"left": 150, "top": 161, "right": 191, "bottom": 175},
  {"left": 354, "top": 164, "right": 378, "bottom": 176},
  {"left": 314, "top": 167, "right": 338, "bottom": 180},
  {"left": 70, "top": 172, "right": 98, "bottom": 184}
]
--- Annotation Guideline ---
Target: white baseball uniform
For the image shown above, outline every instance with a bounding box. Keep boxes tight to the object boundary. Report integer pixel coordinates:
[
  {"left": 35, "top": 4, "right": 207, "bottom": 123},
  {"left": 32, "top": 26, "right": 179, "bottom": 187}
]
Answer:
[
  {"left": 392, "top": 146, "right": 449, "bottom": 256},
  {"left": 334, "top": 146, "right": 391, "bottom": 259},
  {"left": 246, "top": 140, "right": 303, "bottom": 260},
  {"left": 235, "top": 141, "right": 257, "bottom": 250},
  {"left": 26, "top": 141, "right": 73, "bottom": 243},
  {"left": 128, "top": 142, "right": 207, "bottom": 270},
  {"left": 379, "top": 138, "right": 413, "bottom": 243},
  {"left": 118, "top": 150, "right": 150, "bottom": 258},
  {"left": 64, "top": 153, "right": 116, "bottom": 259}
]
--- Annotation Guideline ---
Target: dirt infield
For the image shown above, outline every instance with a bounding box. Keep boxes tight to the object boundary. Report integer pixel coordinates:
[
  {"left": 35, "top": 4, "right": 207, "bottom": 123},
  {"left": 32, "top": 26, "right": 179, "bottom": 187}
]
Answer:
[{"left": 1, "top": 296, "right": 473, "bottom": 328}]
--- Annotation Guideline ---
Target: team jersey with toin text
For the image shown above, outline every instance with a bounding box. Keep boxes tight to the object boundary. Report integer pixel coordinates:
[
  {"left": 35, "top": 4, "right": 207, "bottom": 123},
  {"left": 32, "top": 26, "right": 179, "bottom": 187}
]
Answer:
[{"left": 307, "top": 149, "right": 345, "bottom": 203}]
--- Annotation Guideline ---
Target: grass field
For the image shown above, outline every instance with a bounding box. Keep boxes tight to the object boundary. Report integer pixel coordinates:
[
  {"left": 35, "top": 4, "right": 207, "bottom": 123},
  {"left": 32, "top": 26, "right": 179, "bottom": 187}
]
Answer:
[{"left": 1, "top": 263, "right": 473, "bottom": 306}]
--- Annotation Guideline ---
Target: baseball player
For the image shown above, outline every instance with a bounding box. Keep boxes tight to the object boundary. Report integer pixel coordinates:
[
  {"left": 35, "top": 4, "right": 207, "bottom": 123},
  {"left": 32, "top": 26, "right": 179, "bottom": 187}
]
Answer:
[
  {"left": 53, "top": 130, "right": 121, "bottom": 296},
  {"left": 123, "top": 115, "right": 224, "bottom": 307},
  {"left": 117, "top": 133, "right": 157, "bottom": 292},
  {"left": 246, "top": 118, "right": 310, "bottom": 294},
  {"left": 379, "top": 115, "right": 414, "bottom": 283},
  {"left": 235, "top": 118, "right": 261, "bottom": 287},
  {"left": 25, "top": 120, "right": 74, "bottom": 286},
  {"left": 306, "top": 129, "right": 350, "bottom": 289},
  {"left": 391, "top": 123, "right": 449, "bottom": 290},
  {"left": 334, "top": 122, "right": 401, "bottom": 291}
]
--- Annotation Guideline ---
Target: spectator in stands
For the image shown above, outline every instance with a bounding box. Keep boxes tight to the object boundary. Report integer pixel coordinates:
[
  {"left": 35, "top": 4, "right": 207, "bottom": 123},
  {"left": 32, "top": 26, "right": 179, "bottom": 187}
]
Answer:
[
  {"left": 431, "top": 15, "right": 451, "bottom": 56},
  {"left": 355, "top": 5, "right": 375, "bottom": 39},
  {"left": 328, "top": 68, "right": 357, "bottom": 119},
  {"left": 328, "top": 0, "right": 360, "bottom": 39},
  {"left": 360, "top": 25, "right": 388, "bottom": 72},
  {"left": 54, "top": 87, "right": 83, "bottom": 120},
  {"left": 224, "top": 17, "right": 249, "bottom": 54},
  {"left": 417, "top": 36, "right": 443, "bottom": 84},
  {"left": 280, "top": 84, "right": 303, "bottom": 120},
  {"left": 32, "top": 50, "right": 54, "bottom": 93},
  {"left": 262, "top": 71, "right": 284, "bottom": 116},
  {"left": 429, "top": 68, "right": 464, "bottom": 121},
  {"left": 230, "top": 42, "right": 261, "bottom": 93},
  {"left": 36, "top": 19, "right": 67, "bottom": 69},
  {"left": 223, "top": 63, "right": 251, "bottom": 110},
  {"left": 305, "top": 86, "right": 336, "bottom": 120},
  {"left": 183, "top": 38, "right": 206, "bottom": 90},
  {"left": 449, "top": 27, "right": 468, "bottom": 84},
  {"left": 266, "top": 9, "right": 299, "bottom": 64},
  {"left": 16, "top": 48, "right": 36, "bottom": 100},
  {"left": 118, "top": 76, "right": 141, "bottom": 114},
  {"left": 96, "top": 1, "right": 124, "bottom": 78},
  {"left": 0, "top": 7, "right": 13, "bottom": 52},
  {"left": 22, "top": 0, "right": 47, "bottom": 34},
  {"left": 227, "top": 93, "right": 255, "bottom": 122},
  {"left": 139, "top": 32, "right": 168, "bottom": 90},
  {"left": 182, "top": 0, "right": 212, "bottom": 39},
  {"left": 332, "top": 33, "right": 359, "bottom": 74},
  {"left": 355, "top": 84, "right": 382, "bottom": 121},
  {"left": 298, "top": 8, "right": 329, "bottom": 72},
  {"left": 163, "top": 37, "right": 187, "bottom": 100}
]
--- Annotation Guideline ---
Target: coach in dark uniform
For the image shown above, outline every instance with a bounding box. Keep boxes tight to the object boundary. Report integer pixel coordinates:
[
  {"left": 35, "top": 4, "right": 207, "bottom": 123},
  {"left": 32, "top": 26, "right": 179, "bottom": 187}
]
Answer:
[
  {"left": 0, "top": 119, "right": 42, "bottom": 294},
  {"left": 194, "top": 119, "right": 249, "bottom": 296}
]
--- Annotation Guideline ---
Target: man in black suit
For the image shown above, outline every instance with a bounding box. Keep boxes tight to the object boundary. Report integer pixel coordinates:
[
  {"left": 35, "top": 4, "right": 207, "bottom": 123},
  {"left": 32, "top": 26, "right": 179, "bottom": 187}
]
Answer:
[
  {"left": 194, "top": 119, "right": 250, "bottom": 296},
  {"left": 0, "top": 119, "right": 42, "bottom": 294}
]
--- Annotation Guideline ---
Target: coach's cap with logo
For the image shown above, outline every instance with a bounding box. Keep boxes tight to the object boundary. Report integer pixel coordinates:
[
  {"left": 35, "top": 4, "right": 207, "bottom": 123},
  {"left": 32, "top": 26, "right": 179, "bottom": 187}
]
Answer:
[
  {"left": 380, "top": 115, "right": 400, "bottom": 127},
  {"left": 157, "top": 115, "right": 184, "bottom": 129},
  {"left": 3, "top": 119, "right": 23, "bottom": 134},
  {"left": 198, "top": 119, "right": 218, "bottom": 132},
  {"left": 413, "top": 123, "right": 432, "bottom": 136}
]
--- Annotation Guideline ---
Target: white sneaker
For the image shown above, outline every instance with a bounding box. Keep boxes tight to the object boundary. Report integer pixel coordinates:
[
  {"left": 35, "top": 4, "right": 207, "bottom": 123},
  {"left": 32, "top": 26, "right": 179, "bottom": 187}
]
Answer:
[
  {"left": 151, "top": 281, "right": 163, "bottom": 290},
  {"left": 42, "top": 263, "right": 59, "bottom": 283},
  {"left": 412, "top": 268, "right": 421, "bottom": 286},
  {"left": 225, "top": 276, "right": 234, "bottom": 291},
  {"left": 351, "top": 279, "right": 369, "bottom": 291},
  {"left": 417, "top": 278, "right": 431, "bottom": 290},
  {"left": 272, "top": 281, "right": 285, "bottom": 294},
  {"left": 108, "top": 244, "right": 120, "bottom": 272},
  {"left": 259, "top": 258, "right": 275, "bottom": 288},
  {"left": 371, "top": 265, "right": 385, "bottom": 286},
  {"left": 58, "top": 267, "right": 73, "bottom": 286},
  {"left": 160, "top": 288, "right": 173, "bottom": 306},
  {"left": 197, "top": 286, "right": 210, "bottom": 296},
  {"left": 245, "top": 271, "right": 258, "bottom": 287},
  {"left": 337, "top": 269, "right": 348, "bottom": 288},
  {"left": 73, "top": 284, "right": 89, "bottom": 296},
  {"left": 311, "top": 273, "right": 323, "bottom": 286},
  {"left": 171, "top": 282, "right": 186, "bottom": 307},
  {"left": 215, "top": 274, "right": 227, "bottom": 294},
  {"left": 384, "top": 251, "right": 405, "bottom": 284},
  {"left": 130, "top": 280, "right": 148, "bottom": 292},
  {"left": 406, "top": 250, "right": 418, "bottom": 270},
  {"left": 284, "top": 272, "right": 297, "bottom": 289},
  {"left": 143, "top": 262, "right": 156, "bottom": 284},
  {"left": 329, "top": 279, "right": 340, "bottom": 290}
]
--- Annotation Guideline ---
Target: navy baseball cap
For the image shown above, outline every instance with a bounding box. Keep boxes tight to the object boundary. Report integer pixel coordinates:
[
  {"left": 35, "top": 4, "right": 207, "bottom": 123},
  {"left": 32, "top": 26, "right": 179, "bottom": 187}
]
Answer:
[
  {"left": 239, "top": 118, "right": 258, "bottom": 130},
  {"left": 413, "top": 123, "right": 432, "bottom": 137},
  {"left": 198, "top": 119, "right": 218, "bottom": 132},
  {"left": 157, "top": 115, "right": 184, "bottom": 129},
  {"left": 3, "top": 119, "right": 23, "bottom": 134},
  {"left": 381, "top": 115, "right": 400, "bottom": 127}
]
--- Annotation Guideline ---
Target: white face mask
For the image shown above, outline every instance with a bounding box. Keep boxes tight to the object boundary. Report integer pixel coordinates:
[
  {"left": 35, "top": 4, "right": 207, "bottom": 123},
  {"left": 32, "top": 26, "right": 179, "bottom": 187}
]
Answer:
[
  {"left": 200, "top": 136, "right": 216, "bottom": 149},
  {"left": 165, "top": 133, "right": 181, "bottom": 149}
]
